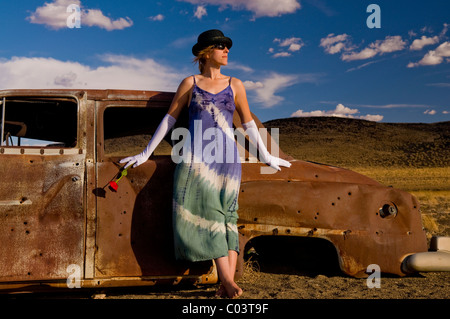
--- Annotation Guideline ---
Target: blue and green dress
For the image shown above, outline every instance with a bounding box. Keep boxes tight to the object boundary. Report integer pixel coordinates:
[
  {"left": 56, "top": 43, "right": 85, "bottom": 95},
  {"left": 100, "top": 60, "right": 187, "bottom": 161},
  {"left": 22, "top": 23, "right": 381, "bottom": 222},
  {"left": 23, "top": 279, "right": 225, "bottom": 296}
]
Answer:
[{"left": 173, "top": 76, "right": 241, "bottom": 262}]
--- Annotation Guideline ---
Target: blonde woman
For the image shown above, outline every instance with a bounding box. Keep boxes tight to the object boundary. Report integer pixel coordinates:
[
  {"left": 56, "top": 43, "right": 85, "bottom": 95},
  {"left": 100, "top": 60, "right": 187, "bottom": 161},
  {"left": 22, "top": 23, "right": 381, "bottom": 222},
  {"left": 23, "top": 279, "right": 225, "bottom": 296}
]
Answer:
[{"left": 120, "top": 29, "right": 291, "bottom": 298}]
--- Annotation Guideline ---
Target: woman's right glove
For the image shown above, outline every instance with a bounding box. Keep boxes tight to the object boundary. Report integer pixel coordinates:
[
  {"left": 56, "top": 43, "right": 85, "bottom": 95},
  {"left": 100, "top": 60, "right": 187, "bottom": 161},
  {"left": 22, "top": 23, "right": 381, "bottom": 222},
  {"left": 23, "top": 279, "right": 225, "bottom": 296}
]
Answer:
[{"left": 120, "top": 114, "right": 176, "bottom": 169}]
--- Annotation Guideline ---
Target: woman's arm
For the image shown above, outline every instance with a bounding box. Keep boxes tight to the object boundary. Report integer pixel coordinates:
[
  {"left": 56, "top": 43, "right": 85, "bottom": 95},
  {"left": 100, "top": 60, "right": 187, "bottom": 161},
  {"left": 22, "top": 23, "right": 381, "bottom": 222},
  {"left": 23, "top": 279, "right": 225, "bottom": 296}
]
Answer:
[
  {"left": 232, "top": 78, "right": 254, "bottom": 124},
  {"left": 232, "top": 77, "right": 291, "bottom": 171},
  {"left": 167, "top": 76, "right": 195, "bottom": 120},
  {"left": 120, "top": 77, "right": 194, "bottom": 168}
]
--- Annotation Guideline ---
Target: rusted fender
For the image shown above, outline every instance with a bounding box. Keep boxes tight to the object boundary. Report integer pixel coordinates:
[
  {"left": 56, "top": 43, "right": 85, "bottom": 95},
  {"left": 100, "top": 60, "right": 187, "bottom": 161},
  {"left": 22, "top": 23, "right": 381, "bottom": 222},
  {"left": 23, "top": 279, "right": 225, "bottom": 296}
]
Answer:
[{"left": 236, "top": 160, "right": 428, "bottom": 278}]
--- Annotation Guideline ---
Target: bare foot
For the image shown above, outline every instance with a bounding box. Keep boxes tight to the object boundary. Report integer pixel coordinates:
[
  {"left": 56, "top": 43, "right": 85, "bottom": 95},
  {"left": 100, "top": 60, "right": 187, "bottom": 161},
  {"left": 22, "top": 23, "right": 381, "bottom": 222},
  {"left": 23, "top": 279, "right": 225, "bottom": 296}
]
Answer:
[
  {"left": 222, "top": 281, "right": 243, "bottom": 299},
  {"left": 215, "top": 283, "right": 226, "bottom": 298}
]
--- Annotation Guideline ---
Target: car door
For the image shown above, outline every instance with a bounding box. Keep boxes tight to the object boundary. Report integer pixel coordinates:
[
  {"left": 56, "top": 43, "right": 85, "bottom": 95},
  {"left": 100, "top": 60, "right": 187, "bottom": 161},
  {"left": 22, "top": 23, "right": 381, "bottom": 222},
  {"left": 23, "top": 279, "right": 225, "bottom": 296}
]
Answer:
[
  {"left": 0, "top": 93, "right": 85, "bottom": 283},
  {"left": 94, "top": 95, "right": 212, "bottom": 279}
]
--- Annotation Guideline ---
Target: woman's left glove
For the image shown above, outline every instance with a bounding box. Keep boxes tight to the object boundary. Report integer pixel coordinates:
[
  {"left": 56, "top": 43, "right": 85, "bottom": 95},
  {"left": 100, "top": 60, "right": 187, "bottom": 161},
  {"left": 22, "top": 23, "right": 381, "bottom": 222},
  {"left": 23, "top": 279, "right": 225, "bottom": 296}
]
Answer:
[{"left": 242, "top": 120, "right": 291, "bottom": 171}]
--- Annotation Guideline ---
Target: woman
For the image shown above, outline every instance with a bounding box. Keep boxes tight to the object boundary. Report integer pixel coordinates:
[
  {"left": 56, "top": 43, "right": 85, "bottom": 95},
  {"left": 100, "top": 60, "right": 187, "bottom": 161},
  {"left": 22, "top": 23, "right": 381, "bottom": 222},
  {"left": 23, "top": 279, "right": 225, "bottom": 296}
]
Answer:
[{"left": 120, "top": 29, "right": 291, "bottom": 298}]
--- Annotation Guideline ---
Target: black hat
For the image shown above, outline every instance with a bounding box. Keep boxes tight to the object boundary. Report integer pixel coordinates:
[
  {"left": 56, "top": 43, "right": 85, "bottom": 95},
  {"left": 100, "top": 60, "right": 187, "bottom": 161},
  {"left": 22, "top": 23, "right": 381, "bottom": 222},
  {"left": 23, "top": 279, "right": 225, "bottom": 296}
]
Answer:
[{"left": 192, "top": 29, "right": 233, "bottom": 56}]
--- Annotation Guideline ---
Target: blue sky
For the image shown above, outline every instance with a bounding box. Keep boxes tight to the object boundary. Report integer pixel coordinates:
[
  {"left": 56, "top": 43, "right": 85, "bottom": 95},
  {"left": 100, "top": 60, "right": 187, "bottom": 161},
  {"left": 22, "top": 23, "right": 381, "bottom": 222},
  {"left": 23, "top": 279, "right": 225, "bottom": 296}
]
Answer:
[{"left": 0, "top": 0, "right": 449, "bottom": 123}]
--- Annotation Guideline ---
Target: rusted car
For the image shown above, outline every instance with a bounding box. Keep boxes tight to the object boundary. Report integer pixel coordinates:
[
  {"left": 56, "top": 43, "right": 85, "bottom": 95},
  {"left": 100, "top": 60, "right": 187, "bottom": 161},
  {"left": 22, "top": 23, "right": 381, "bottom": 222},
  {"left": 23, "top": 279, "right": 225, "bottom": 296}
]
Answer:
[{"left": 0, "top": 89, "right": 448, "bottom": 291}]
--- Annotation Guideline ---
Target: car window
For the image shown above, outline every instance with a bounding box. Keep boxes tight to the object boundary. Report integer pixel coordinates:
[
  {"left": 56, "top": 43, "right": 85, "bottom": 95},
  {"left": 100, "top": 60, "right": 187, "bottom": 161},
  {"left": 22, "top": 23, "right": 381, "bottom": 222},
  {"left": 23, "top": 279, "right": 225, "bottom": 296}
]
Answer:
[
  {"left": 0, "top": 96, "right": 78, "bottom": 148},
  {"left": 103, "top": 106, "right": 172, "bottom": 157}
]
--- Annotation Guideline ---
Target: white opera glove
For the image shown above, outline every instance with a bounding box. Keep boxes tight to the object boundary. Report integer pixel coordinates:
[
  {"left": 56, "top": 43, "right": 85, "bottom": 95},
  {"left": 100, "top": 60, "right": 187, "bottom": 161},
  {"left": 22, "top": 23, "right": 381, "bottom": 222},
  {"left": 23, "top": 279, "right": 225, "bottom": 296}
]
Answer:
[
  {"left": 242, "top": 120, "right": 291, "bottom": 171},
  {"left": 119, "top": 114, "right": 176, "bottom": 169}
]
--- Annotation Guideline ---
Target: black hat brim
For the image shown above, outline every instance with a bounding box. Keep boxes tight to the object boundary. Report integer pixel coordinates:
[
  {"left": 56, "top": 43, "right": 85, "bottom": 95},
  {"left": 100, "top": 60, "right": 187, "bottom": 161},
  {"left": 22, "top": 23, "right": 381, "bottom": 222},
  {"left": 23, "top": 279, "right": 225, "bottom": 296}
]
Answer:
[{"left": 192, "top": 37, "right": 233, "bottom": 56}]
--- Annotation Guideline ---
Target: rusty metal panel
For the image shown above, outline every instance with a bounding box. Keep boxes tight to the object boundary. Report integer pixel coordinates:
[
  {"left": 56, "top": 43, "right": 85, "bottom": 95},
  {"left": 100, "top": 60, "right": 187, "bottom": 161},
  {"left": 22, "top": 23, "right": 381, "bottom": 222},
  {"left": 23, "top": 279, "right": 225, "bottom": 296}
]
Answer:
[
  {"left": 237, "top": 162, "right": 428, "bottom": 277},
  {"left": 0, "top": 154, "right": 85, "bottom": 282},
  {"left": 93, "top": 99, "right": 213, "bottom": 280},
  {"left": 94, "top": 157, "right": 214, "bottom": 278}
]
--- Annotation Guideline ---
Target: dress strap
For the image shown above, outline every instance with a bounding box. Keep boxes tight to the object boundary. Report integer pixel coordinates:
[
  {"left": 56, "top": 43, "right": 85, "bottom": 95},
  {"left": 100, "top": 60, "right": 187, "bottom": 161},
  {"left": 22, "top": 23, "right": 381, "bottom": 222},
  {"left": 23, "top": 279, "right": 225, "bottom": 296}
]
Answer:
[
  {"left": 192, "top": 75, "right": 196, "bottom": 85},
  {"left": 229, "top": 76, "right": 232, "bottom": 86}
]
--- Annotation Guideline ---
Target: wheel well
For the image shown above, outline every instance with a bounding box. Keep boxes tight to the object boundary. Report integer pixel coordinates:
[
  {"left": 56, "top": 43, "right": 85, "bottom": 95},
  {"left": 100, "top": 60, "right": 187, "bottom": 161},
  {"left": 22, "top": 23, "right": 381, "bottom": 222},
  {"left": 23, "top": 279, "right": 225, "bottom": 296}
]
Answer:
[{"left": 243, "top": 236, "right": 342, "bottom": 276}]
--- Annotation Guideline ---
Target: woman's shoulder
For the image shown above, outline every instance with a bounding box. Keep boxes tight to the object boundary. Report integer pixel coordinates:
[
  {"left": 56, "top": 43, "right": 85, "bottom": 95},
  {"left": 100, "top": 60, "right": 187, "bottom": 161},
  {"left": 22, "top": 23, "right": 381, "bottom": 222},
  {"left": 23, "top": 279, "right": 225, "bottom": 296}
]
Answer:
[
  {"left": 176, "top": 75, "right": 196, "bottom": 92},
  {"left": 230, "top": 76, "right": 243, "bottom": 85},
  {"left": 180, "top": 75, "right": 195, "bottom": 85},
  {"left": 230, "top": 76, "right": 246, "bottom": 93}
]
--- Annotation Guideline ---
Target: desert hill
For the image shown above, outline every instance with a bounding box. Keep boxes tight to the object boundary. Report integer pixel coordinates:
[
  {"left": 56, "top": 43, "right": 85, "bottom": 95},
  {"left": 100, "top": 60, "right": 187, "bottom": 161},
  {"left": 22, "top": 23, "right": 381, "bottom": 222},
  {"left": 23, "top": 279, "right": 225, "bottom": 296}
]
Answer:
[{"left": 263, "top": 117, "right": 450, "bottom": 168}]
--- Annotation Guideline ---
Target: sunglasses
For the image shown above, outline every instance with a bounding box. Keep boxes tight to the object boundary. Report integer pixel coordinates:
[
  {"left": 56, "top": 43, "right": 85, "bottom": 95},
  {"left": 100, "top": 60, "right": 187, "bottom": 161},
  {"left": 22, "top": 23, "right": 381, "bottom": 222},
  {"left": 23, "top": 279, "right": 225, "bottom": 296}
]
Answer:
[{"left": 213, "top": 43, "right": 229, "bottom": 50}]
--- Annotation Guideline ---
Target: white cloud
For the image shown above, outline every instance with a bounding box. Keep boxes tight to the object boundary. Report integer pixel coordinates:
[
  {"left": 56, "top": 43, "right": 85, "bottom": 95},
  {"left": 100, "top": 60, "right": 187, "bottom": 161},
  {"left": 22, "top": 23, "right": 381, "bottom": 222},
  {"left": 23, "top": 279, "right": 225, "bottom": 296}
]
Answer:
[
  {"left": 424, "top": 109, "right": 437, "bottom": 115},
  {"left": 341, "top": 47, "right": 378, "bottom": 61},
  {"left": 410, "top": 35, "right": 439, "bottom": 51},
  {"left": 243, "top": 72, "right": 322, "bottom": 108},
  {"left": 27, "top": 0, "right": 133, "bottom": 31},
  {"left": 226, "top": 62, "right": 254, "bottom": 73},
  {"left": 426, "top": 82, "right": 450, "bottom": 88},
  {"left": 194, "top": 5, "right": 207, "bottom": 19},
  {"left": 0, "top": 55, "right": 182, "bottom": 91},
  {"left": 179, "top": 0, "right": 300, "bottom": 18},
  {"left": 273, "top": 52, "right": 292, "bottom": 58},
  {"left": 242, "top": 80, "right": 264, "bottom": 90},
  {"left": 341, "top": 36, "right": 406, "bottom": 61},
  {"left": 319, "top": 33, "right": 353, "bottom": 54},
  {"left": 149, "top": 14, "right": 165, "bottom": 21},
  {"left": 440, "top": 23, "right": 449, "bottom": 38},
  {"left": 275, "top": 37, "right": 303, "bottom": 51},
  {"left": 346, "top": 60, "right": 382, "bottom": 72},
  {"left": 361, "top": 114, "right": 384, "bottom": 122},
  {"left": 407, "top": 41, "right": 450, "bottom": 68},
  {"left": 271, "top": 37, "right": 304, "bottom": 58},
  {"left": 243, "top": 73, "right": 299, "bottom": 107},
  {"left": 290, "top": 104, "right": 384, "bottom": 122},
  {"left": 321, "top": 34, "right": 407, "bottom": 63}
]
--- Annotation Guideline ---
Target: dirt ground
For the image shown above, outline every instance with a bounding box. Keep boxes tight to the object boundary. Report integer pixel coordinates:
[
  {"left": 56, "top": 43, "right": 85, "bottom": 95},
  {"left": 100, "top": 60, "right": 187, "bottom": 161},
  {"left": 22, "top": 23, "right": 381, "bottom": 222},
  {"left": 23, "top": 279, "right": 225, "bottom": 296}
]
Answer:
[{"left": 95, "top": 271, "right": 450, "bottom": 300}]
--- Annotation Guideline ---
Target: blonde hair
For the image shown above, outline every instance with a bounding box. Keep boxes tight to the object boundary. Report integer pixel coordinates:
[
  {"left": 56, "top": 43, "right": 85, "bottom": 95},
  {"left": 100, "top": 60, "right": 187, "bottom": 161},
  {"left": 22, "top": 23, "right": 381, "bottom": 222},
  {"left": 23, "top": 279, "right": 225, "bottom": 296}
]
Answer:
[{"left": 193, "top": 45, "right": 215, "bottom": 73}]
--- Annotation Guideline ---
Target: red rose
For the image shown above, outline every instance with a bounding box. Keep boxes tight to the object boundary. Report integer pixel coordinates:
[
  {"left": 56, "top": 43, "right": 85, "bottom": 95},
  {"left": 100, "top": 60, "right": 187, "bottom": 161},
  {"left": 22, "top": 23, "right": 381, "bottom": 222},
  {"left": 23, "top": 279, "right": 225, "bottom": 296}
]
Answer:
[{"left": 109, "top": 181, "right": 118, "bottom": 192}]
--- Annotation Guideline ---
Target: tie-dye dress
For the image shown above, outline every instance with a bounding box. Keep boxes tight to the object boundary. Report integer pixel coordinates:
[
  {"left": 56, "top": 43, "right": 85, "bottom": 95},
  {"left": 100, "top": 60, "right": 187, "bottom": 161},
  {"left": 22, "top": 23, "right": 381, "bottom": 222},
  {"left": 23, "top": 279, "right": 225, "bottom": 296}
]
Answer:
[{"left": 172, "top": 76, "right": 241, "bottom": 262}]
